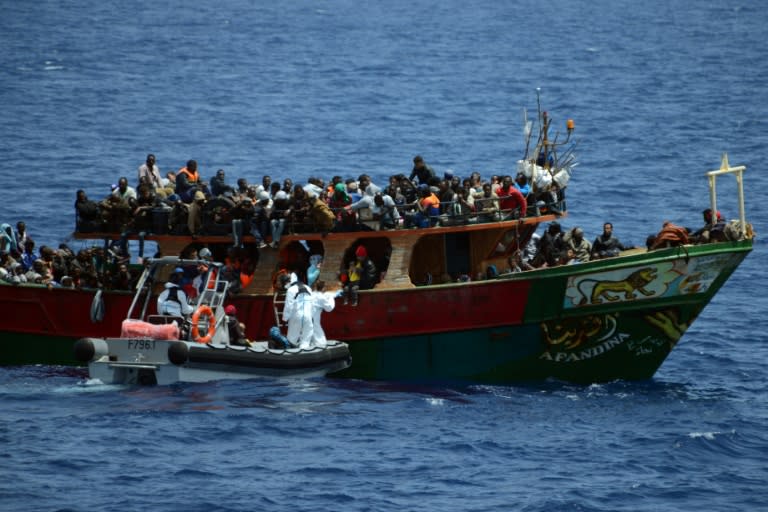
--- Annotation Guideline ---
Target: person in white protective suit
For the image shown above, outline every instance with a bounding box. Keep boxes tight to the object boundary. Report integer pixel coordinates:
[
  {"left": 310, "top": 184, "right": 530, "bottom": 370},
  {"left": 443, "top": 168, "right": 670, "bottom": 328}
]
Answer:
[
  {"left": 311, "top": 280, "right": 338, "bottom": 348},
  {"left": 282, "top": 272, "right": 315, "bottom": 349}
]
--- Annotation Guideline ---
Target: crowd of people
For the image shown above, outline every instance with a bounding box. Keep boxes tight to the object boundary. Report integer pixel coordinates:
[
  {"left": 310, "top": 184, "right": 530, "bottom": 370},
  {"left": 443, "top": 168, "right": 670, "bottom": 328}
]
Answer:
[
  {"left": 3, "top": 152, "right": 732, "bottom": 291},
  {"left": 73, "top": 153, "right": 564, "bottom": 243},
  {"left": 517, "top": 208, "right": 732, "bottom": 273},
  {"left": 0, "top": 220, "right": 138, "bottom": 289}
]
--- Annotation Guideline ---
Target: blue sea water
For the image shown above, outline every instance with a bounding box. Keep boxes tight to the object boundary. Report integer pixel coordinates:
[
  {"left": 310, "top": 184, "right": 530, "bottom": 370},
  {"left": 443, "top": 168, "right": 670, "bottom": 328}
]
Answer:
[{"left": 1, "top": 1, "right": 767, "bottom": 510}]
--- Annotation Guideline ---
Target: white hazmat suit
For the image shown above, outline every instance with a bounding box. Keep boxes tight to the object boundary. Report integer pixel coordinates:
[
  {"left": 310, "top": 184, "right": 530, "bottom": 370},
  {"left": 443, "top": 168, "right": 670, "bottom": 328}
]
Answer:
[
  {"left": 282, "top": 274, "right": 315, "bottom": 349},
  {"left": 311, "top": 290, "right": 336, "bottom": 348}
]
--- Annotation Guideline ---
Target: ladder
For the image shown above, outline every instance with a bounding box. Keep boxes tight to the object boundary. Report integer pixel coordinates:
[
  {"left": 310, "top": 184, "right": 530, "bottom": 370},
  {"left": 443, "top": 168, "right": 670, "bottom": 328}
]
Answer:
[{"left": 272, "top": 290, "right": 287, "bottom": 331}]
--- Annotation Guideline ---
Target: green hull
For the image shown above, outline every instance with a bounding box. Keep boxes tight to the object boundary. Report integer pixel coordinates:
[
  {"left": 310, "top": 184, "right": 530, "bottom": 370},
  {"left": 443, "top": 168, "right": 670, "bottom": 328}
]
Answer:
[{"left": 335, "top": 240, "right": 752, "bottom": 383}]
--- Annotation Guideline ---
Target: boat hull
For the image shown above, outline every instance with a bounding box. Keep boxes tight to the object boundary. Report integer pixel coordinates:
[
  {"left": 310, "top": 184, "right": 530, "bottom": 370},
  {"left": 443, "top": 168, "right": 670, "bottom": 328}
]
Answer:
[
  {"left": 75, "top": 337, "right": 351, "bottom": 386},
  {"left": 1, "top": 240, "right": 752, "bottom": 383}
]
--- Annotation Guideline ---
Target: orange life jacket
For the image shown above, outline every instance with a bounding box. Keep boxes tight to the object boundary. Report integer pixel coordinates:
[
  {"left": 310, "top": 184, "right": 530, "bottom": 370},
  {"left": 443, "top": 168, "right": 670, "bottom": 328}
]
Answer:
[{"left": 177, "top": 167, "right": 199, "bottom": 183}]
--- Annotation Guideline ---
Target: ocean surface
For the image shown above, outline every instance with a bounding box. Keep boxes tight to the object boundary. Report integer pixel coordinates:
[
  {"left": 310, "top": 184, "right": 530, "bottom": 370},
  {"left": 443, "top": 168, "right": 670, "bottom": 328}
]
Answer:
[{"left": 1, "top": 1, "right": 767, "bottom": 510}]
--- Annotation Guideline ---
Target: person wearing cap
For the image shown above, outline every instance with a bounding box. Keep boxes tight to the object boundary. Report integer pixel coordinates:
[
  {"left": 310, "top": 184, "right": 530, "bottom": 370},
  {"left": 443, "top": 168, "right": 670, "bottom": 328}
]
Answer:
[
  {"left": 157, "top": 267, "right": 194, "bottom": 317},
  {"left": 343, "top": 245, "right": 378, "bottom": 306},
  {"left": 224, "top": 304, "right": 251, "bottom": 346},
  {"left": 692, "top": 208, "right": 726, "bottom": 244}
]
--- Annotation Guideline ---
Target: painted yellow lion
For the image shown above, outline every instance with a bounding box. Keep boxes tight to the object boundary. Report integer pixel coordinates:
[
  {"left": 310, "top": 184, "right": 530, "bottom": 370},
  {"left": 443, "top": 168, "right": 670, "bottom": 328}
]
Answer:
[{"left": 578, "top": 267, "right": 658, "bottom": 306}]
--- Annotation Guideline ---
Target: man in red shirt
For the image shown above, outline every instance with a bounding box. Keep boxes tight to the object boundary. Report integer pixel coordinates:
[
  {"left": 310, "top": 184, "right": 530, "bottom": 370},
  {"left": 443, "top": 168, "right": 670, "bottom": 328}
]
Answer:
[{"left": 495, "top": 175, "right": 527, "bottom": 219}]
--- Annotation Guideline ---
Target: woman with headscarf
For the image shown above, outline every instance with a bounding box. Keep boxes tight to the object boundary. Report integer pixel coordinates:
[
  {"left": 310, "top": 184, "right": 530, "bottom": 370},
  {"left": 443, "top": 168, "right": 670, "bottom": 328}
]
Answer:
[
  {"left": 329, "top": 183, "right": 356, "bottom": 231},
  {"left": 0, "top": 223, "right": 17, "bottom": 254}
]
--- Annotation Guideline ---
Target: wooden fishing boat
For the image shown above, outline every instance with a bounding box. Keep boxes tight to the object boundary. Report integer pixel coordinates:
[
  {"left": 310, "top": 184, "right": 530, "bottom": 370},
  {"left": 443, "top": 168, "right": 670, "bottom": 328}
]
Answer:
[{"left": 0, "top": 107, "right": 753, "bottom": 384}]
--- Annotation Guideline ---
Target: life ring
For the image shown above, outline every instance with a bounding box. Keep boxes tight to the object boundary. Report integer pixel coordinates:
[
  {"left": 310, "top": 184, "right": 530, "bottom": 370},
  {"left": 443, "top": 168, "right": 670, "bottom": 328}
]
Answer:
[
  {"left": 90, "top": 289, "right": 105, "bottom": 323},
  {"left": 191, "top": 305, "right": 216, "bottom": 344}
]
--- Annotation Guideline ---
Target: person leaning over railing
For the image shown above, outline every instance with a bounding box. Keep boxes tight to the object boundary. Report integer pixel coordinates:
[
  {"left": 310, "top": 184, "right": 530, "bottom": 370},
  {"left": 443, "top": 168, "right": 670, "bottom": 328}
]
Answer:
[
  {"left": 372, "top": 192, "right": 400, "bottom": 230},
  {"left": 404, "top": 184, "right": 440, "bottom": 228},
  {"left": 496, "top": 175, "right": 527, "bottom": 220},
  {"left": 475, "top": 183, "right": 500, "bottom": 223}
]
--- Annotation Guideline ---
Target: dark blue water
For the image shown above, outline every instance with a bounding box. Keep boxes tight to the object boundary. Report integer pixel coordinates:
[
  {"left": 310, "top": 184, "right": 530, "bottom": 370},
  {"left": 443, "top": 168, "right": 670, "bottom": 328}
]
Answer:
[{"left": 1, "top": 1, "right": 767, "bottom": 510}]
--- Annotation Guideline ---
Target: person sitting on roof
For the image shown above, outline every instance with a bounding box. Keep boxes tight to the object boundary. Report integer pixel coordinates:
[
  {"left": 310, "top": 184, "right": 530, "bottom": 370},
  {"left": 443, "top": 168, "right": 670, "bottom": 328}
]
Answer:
[
  {"left": 74, "top": 190, "right": 101, "bottom": 232},
  {"left": 409, "top": 155, "right": 436, "bottom": 186},
  {"left": 209, "top": 169, "right": 235, "bottom": 197},
  {"left": 99, "top": 189, "right": 132, "bottom": 232},
  {"left": 112, "top": 177, "right": 137, "bottom": 203},
  {"left": 175, "top": 160, "right": 207, "bottom": 203},
  {"left": 157, "top": 267, "right": 194, "bottom": 317},
  {"left": 132, "top": 183, "right": 159, "bottom": 232}
]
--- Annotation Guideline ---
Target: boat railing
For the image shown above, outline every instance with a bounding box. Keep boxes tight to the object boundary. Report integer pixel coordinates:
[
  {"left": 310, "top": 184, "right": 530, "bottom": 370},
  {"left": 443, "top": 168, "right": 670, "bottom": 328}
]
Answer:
[
  {"left": 72, "top": 195, "right": 567, "bottom": 239},
  {"left": 707, "top": 154, "right": 749, "bottom": 239}
]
